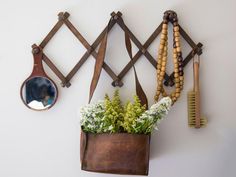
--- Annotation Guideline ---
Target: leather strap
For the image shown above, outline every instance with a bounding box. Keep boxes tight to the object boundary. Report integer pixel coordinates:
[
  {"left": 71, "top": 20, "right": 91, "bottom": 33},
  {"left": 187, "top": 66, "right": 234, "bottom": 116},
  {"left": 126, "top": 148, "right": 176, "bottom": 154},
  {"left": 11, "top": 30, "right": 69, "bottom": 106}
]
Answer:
[{"left": 88, "top": 16, "right": 148, "bottom": 108}]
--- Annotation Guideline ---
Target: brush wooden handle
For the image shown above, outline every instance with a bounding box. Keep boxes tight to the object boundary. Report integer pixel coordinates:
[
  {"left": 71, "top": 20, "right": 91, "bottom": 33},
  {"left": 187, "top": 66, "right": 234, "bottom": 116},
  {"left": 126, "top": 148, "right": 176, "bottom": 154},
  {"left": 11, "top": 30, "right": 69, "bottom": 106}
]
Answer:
[
  {"left": 193, "top": 62, "right": 201, "bottom": 128},
  {"left": 194, "top": 62, "right": 200, "bottom": 92}
]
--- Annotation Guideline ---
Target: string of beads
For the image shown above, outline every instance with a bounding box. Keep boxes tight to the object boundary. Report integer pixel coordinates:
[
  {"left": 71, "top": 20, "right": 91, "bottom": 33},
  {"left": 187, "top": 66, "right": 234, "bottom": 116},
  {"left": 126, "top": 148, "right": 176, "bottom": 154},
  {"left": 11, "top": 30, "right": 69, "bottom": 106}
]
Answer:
[{"left": 155, "top": 10, "right": 184, "bottom": 104}]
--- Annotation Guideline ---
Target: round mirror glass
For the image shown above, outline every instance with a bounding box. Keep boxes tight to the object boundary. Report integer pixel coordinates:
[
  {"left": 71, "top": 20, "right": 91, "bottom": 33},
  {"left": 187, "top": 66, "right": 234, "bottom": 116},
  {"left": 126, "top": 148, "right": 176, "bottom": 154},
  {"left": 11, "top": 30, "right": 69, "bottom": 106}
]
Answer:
[{"left": 21, "top": 76, "right": 58, "bottom": 111}]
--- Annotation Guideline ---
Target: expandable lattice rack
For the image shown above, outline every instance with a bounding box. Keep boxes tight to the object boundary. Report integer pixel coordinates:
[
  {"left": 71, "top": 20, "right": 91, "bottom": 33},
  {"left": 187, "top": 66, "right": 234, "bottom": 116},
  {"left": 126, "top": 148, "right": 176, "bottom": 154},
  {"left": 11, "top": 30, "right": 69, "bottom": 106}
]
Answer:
[{"left": 33, "top": 11, "right": 203, "bottom": 88}]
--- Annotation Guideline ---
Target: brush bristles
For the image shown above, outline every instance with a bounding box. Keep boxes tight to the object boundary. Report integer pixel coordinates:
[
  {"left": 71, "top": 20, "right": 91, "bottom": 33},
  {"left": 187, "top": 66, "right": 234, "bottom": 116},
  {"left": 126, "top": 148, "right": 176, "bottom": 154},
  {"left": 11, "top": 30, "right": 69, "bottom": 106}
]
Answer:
[{"left": 187, "top": 91, "right": 207, "bottom": 127}]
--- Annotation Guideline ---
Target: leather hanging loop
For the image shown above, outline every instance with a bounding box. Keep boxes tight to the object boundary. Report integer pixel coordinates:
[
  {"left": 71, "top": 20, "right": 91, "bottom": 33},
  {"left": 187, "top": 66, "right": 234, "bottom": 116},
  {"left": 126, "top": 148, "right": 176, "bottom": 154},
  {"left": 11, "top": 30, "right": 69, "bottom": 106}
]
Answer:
[
  {"left": 89, "top": 19, "right": 113, "bottom": 103},
  {"left": 124, "top": 27, "right": 148, "bottom": 108},
  {"left": 30, "top": 44, "right": 46, "bottom": 77},
  {"left": 88, "top": 14, "right": 148, "bottom": 108}
]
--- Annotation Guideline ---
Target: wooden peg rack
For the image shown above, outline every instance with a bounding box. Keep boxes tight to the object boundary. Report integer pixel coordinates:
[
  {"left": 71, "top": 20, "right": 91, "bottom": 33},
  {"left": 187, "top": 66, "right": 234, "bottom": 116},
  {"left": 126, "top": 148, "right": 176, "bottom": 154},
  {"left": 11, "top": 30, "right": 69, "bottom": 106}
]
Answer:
[{"left": 33, "top": 11, "right": 203, "bottom": 88}]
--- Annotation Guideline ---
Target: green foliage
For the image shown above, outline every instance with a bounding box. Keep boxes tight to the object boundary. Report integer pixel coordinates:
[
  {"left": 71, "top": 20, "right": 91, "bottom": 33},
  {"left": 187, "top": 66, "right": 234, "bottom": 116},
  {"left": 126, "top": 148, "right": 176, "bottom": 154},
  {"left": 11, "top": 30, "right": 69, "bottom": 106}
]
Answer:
[
  {"left": 102, "top": 90, "right": 124, "bottom": 132},
  {"left": 122, "top": 95, "right": 146, "bottom": 133},
  {"left": 126, "top": 97, "right": 172, "bottom": 134},
  {"left": 80, "top": 90, "right": 172, "bottom": 134}
]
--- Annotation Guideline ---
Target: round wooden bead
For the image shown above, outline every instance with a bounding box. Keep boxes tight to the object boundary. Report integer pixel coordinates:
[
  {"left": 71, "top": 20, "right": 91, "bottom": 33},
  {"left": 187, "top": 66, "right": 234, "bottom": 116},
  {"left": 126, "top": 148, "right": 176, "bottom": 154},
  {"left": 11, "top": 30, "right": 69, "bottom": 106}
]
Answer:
[
  {"left": 162, "top": 61, "right": 166, "bottom": 66},
  {"left": 176, "top": 88, "right": 180, "bottom": 92},
  {"left": 175, "top": 78, "right": 180, "bottom": 82},
  {"left": 175, "top": 93, "right": 180, "bottom": 98},
  {"left": 174, "top": 26, "right": 179, "bottom": 32},
  {"left": 162, "top": 92, "right": 168, "bottom": 97},
  {"left": 171, "top": 92, "right": 176, "bottom": 97},
  {"left": 158, "top": 54, "right": 163, "bottom": 58},
  {"left": 160, "top": 39, "right": 165, "bottom": 45},
  {"left": 162, "top": 56, "right": 167, "bottom": 61},
  {"left": 174, "top": 59, "right": 178, "bottom": 64},
  {"left": 178, "top": 62, "right": 183, "bottom": 67},
  {"left": 162, "top": 23, "right": 168, "bottom": 29},
  {"left": 174, "top": 32, "right": 180, "bottom": 37},
  {"left": 162, "top": 30, "right": 167, "bottom": 35},
  {"left": 157, "top": 57, "right": 162, "bottom": 62},
  {"left": 174, "top": 61, "right": 179, "bottom": 67},
  {"left": 159, "top": 45, "right": 164, "bottom": 50},
  {"left": 158, "top": 49, "right": 163, "bottom": 53},
  {"left": 178, "top": 56, "right": 182, "bottom": 60},
  {"left": 176, "top": 47, "right": 181, "bottom": 52},
  {"left": 161, "top": 34, "right": 166, "bottom": 39},
  {"left": 158, "top": 78, "right": 163, "bottom": 82},
  {"left": 175, "top": 37, "right": 180, "bottom": 42}
]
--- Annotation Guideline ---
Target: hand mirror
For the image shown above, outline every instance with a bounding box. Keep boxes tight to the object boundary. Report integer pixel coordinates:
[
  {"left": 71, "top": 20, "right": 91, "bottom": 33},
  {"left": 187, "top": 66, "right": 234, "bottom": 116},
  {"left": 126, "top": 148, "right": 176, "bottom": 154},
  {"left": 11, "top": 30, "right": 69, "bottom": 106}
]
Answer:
[{"left": 20, "top": 45, "right": 58, "bottom": 111}]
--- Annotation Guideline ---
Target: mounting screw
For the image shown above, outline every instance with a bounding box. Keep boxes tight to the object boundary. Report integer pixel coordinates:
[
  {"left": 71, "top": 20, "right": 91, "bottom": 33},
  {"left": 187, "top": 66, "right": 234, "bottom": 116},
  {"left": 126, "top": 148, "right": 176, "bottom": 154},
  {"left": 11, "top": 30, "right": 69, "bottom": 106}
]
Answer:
[
  {"left": 112, "top": 79, "right": 123, "bottom": 87},
  {"left": 32, "top": 46, "right": 40, "bottom": 54}
]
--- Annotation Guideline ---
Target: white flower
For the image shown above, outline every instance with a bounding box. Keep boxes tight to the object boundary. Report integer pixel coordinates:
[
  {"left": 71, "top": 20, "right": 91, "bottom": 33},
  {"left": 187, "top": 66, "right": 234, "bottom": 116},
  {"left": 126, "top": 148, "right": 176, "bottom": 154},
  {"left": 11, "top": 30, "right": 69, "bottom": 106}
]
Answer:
[
  {"left": 134, "top": 97, "right": 172, "bottom": 134},
  {"left": 108, "top": 125, "right": 113, "bottom": 130}
]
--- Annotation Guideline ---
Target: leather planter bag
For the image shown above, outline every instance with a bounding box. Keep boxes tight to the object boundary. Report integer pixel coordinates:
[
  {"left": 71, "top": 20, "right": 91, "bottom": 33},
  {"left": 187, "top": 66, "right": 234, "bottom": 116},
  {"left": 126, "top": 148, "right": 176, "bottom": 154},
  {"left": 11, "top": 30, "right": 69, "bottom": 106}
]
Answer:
[
  {"left": 80, "top": 18, "right": 150, "bottom": 175},
  {"left": 80, "top": 132, "right": 150, "bottom": 175}
]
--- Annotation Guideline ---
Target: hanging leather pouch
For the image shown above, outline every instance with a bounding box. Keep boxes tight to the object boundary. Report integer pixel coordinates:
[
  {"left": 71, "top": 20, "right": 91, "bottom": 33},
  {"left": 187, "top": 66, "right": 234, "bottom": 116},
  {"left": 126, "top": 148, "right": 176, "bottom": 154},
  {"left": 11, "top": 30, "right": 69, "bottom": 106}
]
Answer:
[{"left": 80, "top": 18, "right": 150, "bottom": 175}]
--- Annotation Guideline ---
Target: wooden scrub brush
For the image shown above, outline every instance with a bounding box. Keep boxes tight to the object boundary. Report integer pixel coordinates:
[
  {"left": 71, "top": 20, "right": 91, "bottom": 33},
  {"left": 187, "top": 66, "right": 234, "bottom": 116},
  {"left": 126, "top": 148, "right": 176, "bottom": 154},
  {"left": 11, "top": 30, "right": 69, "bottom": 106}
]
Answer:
[{"left": 187, "top": 55, "right": 207, "bottom": 128}]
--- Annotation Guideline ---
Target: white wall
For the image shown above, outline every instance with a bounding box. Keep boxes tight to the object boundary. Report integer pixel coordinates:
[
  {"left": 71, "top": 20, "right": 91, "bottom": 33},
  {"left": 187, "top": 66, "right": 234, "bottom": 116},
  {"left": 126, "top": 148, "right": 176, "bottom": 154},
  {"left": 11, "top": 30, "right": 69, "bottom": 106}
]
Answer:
[{"left": 0, "top": 0, "right": 236, "bottom": 177}]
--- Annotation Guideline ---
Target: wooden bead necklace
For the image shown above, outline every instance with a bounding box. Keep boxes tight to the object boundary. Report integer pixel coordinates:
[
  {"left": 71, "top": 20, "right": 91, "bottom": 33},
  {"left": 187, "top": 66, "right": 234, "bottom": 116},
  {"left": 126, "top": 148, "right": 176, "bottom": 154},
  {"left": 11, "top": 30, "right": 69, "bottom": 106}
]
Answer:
[{"left": 155, "top": 10, "right": 184, "bottom": 104}]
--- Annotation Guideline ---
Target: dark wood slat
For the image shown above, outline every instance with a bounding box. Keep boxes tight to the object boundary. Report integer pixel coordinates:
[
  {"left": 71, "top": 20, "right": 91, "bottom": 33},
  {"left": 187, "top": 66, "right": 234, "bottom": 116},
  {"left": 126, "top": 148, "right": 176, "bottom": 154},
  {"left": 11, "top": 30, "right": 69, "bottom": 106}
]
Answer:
[
  {"left": 64, "top": 18, "right": 123, "bottom": 86},
  {"left": 36, "top": 11, "right": 203, "bottom": 89},
  {"left": 42, "top": 53, "right": 70, "bottom": 87},
  {"left": 39, "top": 12, "right": 69, "bottom": 49},
  {"left": 115, "top": 18, "right": 170, "bottom": 83},
  {"left": 114, "top": 23, "right": 162, "bottom": 83},
  {"left": 164, "top": 43, "right": 203, "bottom": 84}
]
